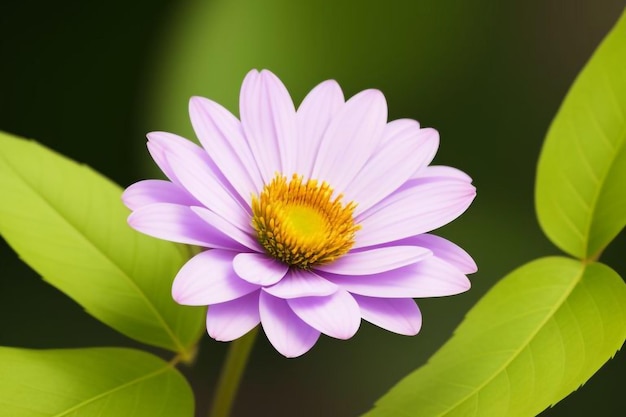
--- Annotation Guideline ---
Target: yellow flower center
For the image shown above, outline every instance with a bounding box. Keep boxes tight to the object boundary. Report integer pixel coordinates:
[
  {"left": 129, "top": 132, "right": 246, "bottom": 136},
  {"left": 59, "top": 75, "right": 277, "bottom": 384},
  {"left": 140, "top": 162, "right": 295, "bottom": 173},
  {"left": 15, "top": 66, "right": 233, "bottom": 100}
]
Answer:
[{"left": 251, "top": 174, "right": 360, "bottom": 269}]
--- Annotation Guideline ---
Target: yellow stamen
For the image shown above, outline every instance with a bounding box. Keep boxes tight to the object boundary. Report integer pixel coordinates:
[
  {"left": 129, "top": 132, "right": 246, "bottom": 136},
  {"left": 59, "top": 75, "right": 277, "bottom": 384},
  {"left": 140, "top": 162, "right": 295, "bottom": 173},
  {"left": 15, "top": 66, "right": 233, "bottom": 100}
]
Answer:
[{"left": 251, "top": 174, "right": 360, "bottom": 269}]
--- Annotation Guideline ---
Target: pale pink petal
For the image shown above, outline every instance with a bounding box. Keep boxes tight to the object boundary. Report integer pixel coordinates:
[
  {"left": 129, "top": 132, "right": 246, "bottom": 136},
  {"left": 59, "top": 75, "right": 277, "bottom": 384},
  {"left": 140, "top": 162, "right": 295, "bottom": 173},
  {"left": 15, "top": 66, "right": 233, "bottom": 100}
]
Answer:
[
  {"left": 288, "top": 289, "right": 360, "bottom": 339},
  {"left": 189, "top": 96, "right": 263, "bottom": 198},
  {"left": 263, "top": 269, "right": 338, "bottom": 299},
  {"left": 296, "top": 80, "right": 344, "bottom": 178},
  {"left": 321, "top": 257, "right": 471, "bottom": 298},
  {"left": 394, "top": 234, "right": 477, "bottom": 274},
  {"left": 377, "top": 118, "right": 421, "bottom": 144},
  {"left": 233, "top": 253, "right": 289, "bottom": 286},
  {"left": 414, "top": 165, "right": 473, "bottom": 182},
  {"left": 353, "top": 295, "right": 422, "bottom": 336},
  {"left": 122, "top": 180, "right": 199, "bottom": 210},
  {"left": 172, "top": 250, "right": 259, "bottom": 306},
  {"left": 345, "top": 124, "right": 439, "bottom": 215},
  {"left": 164, "top": 142, "right": 250, "bottom": 231},
  {"left": 311, "top": 89, "right": 387, "bottom": 193},
  {"left": 240, "top": 69, "right": 298, "bottom": 183},
  {"left": 207, "top": 291, "right": 261, "bottom": 341},
  {"left": 354, "top": 178, "right": 476, "bottom": 248},
  {"left": 128, "top": 203, "right": 243, "bottom": 250},
  {"left": 146, "top": 131, "right": 210, "bottom": 185},
  {"left": 259, "top": 291, "right": 320, "bottom": 358},
  {"left": 313, "top": 246, "right": 431, "bottom": 275},
  {"left": 191, "top": 207, "right": 261, "bottom": 252}
]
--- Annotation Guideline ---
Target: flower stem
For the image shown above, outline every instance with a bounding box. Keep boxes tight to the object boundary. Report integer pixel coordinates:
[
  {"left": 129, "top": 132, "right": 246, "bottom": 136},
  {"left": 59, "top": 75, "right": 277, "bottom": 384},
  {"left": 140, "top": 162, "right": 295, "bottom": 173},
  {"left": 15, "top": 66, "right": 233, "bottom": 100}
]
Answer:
[{"left": 209, "top": 327, "right": 259, "bottom": 417}]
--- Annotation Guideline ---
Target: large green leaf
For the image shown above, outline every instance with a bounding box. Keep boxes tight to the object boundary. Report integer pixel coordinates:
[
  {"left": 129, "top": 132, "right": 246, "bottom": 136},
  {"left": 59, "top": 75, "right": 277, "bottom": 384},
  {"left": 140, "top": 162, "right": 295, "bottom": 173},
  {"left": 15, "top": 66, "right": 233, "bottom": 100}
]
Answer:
[
  {"left": 535, "top": 10, "right": 626, "bottom": 259},
  {"left": 0, "top": 347, "right": 194, "bottom": 417},
  {"left": 365, "top": 257, "right": 626, "bottom": 417},
  {"left": 0, "top": 132, "right": 204, "bottom": 356}
]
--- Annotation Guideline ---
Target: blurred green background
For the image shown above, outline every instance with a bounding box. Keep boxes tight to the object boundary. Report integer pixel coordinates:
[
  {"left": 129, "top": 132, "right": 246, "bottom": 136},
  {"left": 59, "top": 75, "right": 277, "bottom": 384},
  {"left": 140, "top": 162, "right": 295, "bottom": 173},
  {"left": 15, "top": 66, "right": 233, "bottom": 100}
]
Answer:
[{"left": 1, "top": 0, "right": 624, "bottom": 416}]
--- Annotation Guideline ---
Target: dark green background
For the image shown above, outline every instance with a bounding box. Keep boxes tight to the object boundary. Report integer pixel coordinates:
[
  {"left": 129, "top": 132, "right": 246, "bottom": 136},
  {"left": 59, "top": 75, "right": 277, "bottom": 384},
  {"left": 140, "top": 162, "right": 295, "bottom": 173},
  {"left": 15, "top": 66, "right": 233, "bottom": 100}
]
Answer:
[{"left": 1, "top": 1, "right": 624, "bottom": 416}]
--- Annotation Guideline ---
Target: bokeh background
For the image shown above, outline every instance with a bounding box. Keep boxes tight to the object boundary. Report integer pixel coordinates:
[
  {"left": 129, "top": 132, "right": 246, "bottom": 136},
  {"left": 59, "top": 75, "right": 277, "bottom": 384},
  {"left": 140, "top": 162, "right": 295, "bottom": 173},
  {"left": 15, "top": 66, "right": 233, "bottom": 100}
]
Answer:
[{"left": 1, "top": 0, "right": 625, "bottom": 416}]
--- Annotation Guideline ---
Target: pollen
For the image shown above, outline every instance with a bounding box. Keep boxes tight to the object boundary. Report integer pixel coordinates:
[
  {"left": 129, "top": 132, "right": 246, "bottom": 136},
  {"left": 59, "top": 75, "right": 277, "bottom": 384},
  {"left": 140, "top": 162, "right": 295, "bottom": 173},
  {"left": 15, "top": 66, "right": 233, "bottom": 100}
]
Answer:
[{"left": 251, "top": 174, "right": 360, "bottom": 269}]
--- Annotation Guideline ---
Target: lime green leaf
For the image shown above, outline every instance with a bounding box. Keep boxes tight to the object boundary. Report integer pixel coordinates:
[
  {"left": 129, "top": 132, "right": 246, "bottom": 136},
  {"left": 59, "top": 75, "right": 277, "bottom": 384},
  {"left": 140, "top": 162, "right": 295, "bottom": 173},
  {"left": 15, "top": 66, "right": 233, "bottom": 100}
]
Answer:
[
  {"left": 0, "top": 132, "right": 204, "bottom": 356},
  {"left": 365, "top": 257, "right": 626, "bottom": 417},
  {"left": 0, "top": 347, "right": 194, "bottom": 417},
  {"left": 536, "top": 10, "right": 626, "bottom": 259}
]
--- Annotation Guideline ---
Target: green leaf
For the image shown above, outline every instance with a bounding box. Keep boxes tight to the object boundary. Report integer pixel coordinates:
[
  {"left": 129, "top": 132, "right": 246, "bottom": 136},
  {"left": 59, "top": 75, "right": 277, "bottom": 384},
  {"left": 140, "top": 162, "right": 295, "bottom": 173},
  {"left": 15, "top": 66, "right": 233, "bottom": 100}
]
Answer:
[
  {"left": 0, "top": 132, "right": 204, "bottom": 356},
  {"left": 535, "top": 10, "right": 626, "bottom": 259},
  {"left": 0, "top": 347, "right": 194, "bottom": 417},
  {"left": 364, "top": 257, "right": 626, "bottom": 417}
]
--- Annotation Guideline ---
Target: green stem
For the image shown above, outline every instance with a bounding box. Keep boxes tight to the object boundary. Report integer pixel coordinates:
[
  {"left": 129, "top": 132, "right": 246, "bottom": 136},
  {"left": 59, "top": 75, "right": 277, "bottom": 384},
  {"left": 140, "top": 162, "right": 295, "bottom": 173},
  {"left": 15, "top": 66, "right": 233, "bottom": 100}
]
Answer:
[{"left": 209, "top": 327, "right": 259, "bottom": 417}]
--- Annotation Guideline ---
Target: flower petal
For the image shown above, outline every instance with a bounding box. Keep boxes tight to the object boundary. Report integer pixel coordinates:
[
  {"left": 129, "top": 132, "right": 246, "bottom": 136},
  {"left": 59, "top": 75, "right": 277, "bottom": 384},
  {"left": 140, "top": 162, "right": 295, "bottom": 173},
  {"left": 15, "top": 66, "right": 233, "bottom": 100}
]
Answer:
[
  {"left": 355, "top": 178, "right": 476, "bottom": 248},
  {"left": 313, "top": 246, "right": 431, "bottom": 275},
  {"left": 378, "top": 118, "right": 420, "bottom": 143},
  {"left": 207, "top": 291, "right": 261, "bottom": 342},
  {"left": 321, "top": 256, "right": 471, "bottom": 298},
  {"left": 122, "top": 179, "right": 199, "bottom": 210},
  {"left": 259, "top": 291, "right": 320, "bottom": 358},
  {"left": 346, "top": 124, "right": 439, "bottom": 215},
  {"left": 296, "top": 79, "right": 344, "bottom": 179},
  {"left": 240, "top": 69, "right": 298, "bottom": 183},
  {"left": 414, "top": 165, "right": 473, "bottom": 182},
  {"left": 163, "top": 139, "right": 250, "bottom": 230},
  {"left": 311, "top": 89, "right": 387, "bottom": 193},
  {"left": 263, "top": 269, "right": 338, "bottom": 299},
  {"left": 353, "top": 295, "right": 422, "bottom": 336},
  {"left": 172, "top": 250, "right": 259, "bottom": 305},
  {"left": 128, "top": 203, "right": 243, "bottom": 250},
  {"left": 233, "top": 252, "right": 289, "bottom": 286},
  {"left": 288, "top": 289, "right": 360, "bottom": 339},
  {"left": 189, "top": 96, "right": 263, "bottom": 198},
  {"left": 191, "top": 206, "right": 261, "bottom": 252},
  {"left": 395, "top": 234, "right": 477, "bottom": 274},
  {"left": 146, "top": 131, "right": 210, "bottom": 185}
]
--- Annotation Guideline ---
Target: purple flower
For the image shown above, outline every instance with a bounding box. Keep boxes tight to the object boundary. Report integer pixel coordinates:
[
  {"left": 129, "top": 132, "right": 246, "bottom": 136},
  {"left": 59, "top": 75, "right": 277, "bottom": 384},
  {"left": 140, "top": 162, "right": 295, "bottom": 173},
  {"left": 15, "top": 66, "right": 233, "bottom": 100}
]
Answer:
[{"left": 123, "top": 69, "right": 477, "bottom": 357}]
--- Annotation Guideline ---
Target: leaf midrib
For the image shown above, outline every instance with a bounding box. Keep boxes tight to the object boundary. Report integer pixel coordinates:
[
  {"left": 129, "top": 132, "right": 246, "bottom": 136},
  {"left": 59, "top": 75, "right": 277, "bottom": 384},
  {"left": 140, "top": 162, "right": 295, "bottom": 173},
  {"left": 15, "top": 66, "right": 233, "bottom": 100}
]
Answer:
[
  {"left": 0, "top": 141, "right": 188, "bottom": 355},
  {"left": 579, "top": 114, "right": 626, "bottom": 257},
  {"left": 52, "top": 362, "right": 172, "bottom": 417}
]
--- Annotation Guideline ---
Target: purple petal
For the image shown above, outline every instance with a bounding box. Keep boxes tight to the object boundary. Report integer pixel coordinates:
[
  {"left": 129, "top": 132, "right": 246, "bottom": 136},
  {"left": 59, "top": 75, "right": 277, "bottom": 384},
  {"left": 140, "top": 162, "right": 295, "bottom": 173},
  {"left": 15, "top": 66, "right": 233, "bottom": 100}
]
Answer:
[
  {"left": 288, "top": 289, "right": 361, "bottom": 339},
  {"left": 345, "top": 124, "right": 439, "bottom": 215},
  {"left": 263, "top": 269, "right": 338, "bottom": 299},
  {"left": 233, "top": 253, "right": 289, "bottom": 286},
  {"left": 122, "top": 180, "right": 199, "bottom": 211},
  {"left": 172, "top": 250, "right": 259, "bottom": 305},
  {"left": 207, "top": 291, "right": 261, "bottom": 341},
  {"left": 163, "top": 139, "right": 250, "bottom": 231},
  {"left": 146, "top": 131, "right": 210, "bottom": 185},
  {"left": 355, "top": 178, "right": 476, "bottom": 248},
  {"left": 191, "top": 206, "right": 261, "bottom": 252},
  {"left": 296, "top": 80, "right": 344, "bottom": 179},
  {"left": 414, "top": 165, "right": 473, "bottom": 182},
  {"left": 128, "top": 203, "right": 244, "bottom": 250},
  {"left": 378, "top": 118, "right": 421, "bottom": 143},
  {"left": 189, "top": 96, "right": 263, "bottom": 199},
  {"left": 240, "top": 69, "right": 297, "bottom": 183},
  {"left": 395, "top": 234, "right": 477, "bottom": 274},
  {"left": 311, "top": 89, "right": 387, "bottom": 193},
  {"left": 353, "top": 295, "right": 422, "bottom": 335},
  {"left": 321, "top": 257, "right": 471, "bottom": 298},
  {"left": 314, "top": 246, "right": 431, "bottom": 275},
  {"left": 259, "top": 291, "right": 320, "bottom": 358}
]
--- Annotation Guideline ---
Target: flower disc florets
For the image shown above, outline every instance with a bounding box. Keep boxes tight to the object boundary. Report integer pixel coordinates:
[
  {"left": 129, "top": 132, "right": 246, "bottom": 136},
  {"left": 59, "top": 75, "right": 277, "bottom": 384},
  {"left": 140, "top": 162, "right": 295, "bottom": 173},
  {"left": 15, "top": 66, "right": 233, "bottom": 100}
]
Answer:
[{"left": 252, "top": 173, "right": 360, "bottom": 269}]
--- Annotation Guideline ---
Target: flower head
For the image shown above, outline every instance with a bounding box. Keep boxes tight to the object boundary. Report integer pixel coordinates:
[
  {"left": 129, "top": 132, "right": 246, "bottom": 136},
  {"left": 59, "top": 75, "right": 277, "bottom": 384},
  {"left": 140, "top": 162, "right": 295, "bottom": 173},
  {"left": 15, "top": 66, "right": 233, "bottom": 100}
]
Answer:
[{"left": 123, "top": 69, "right": 477, "bottom": 357}]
